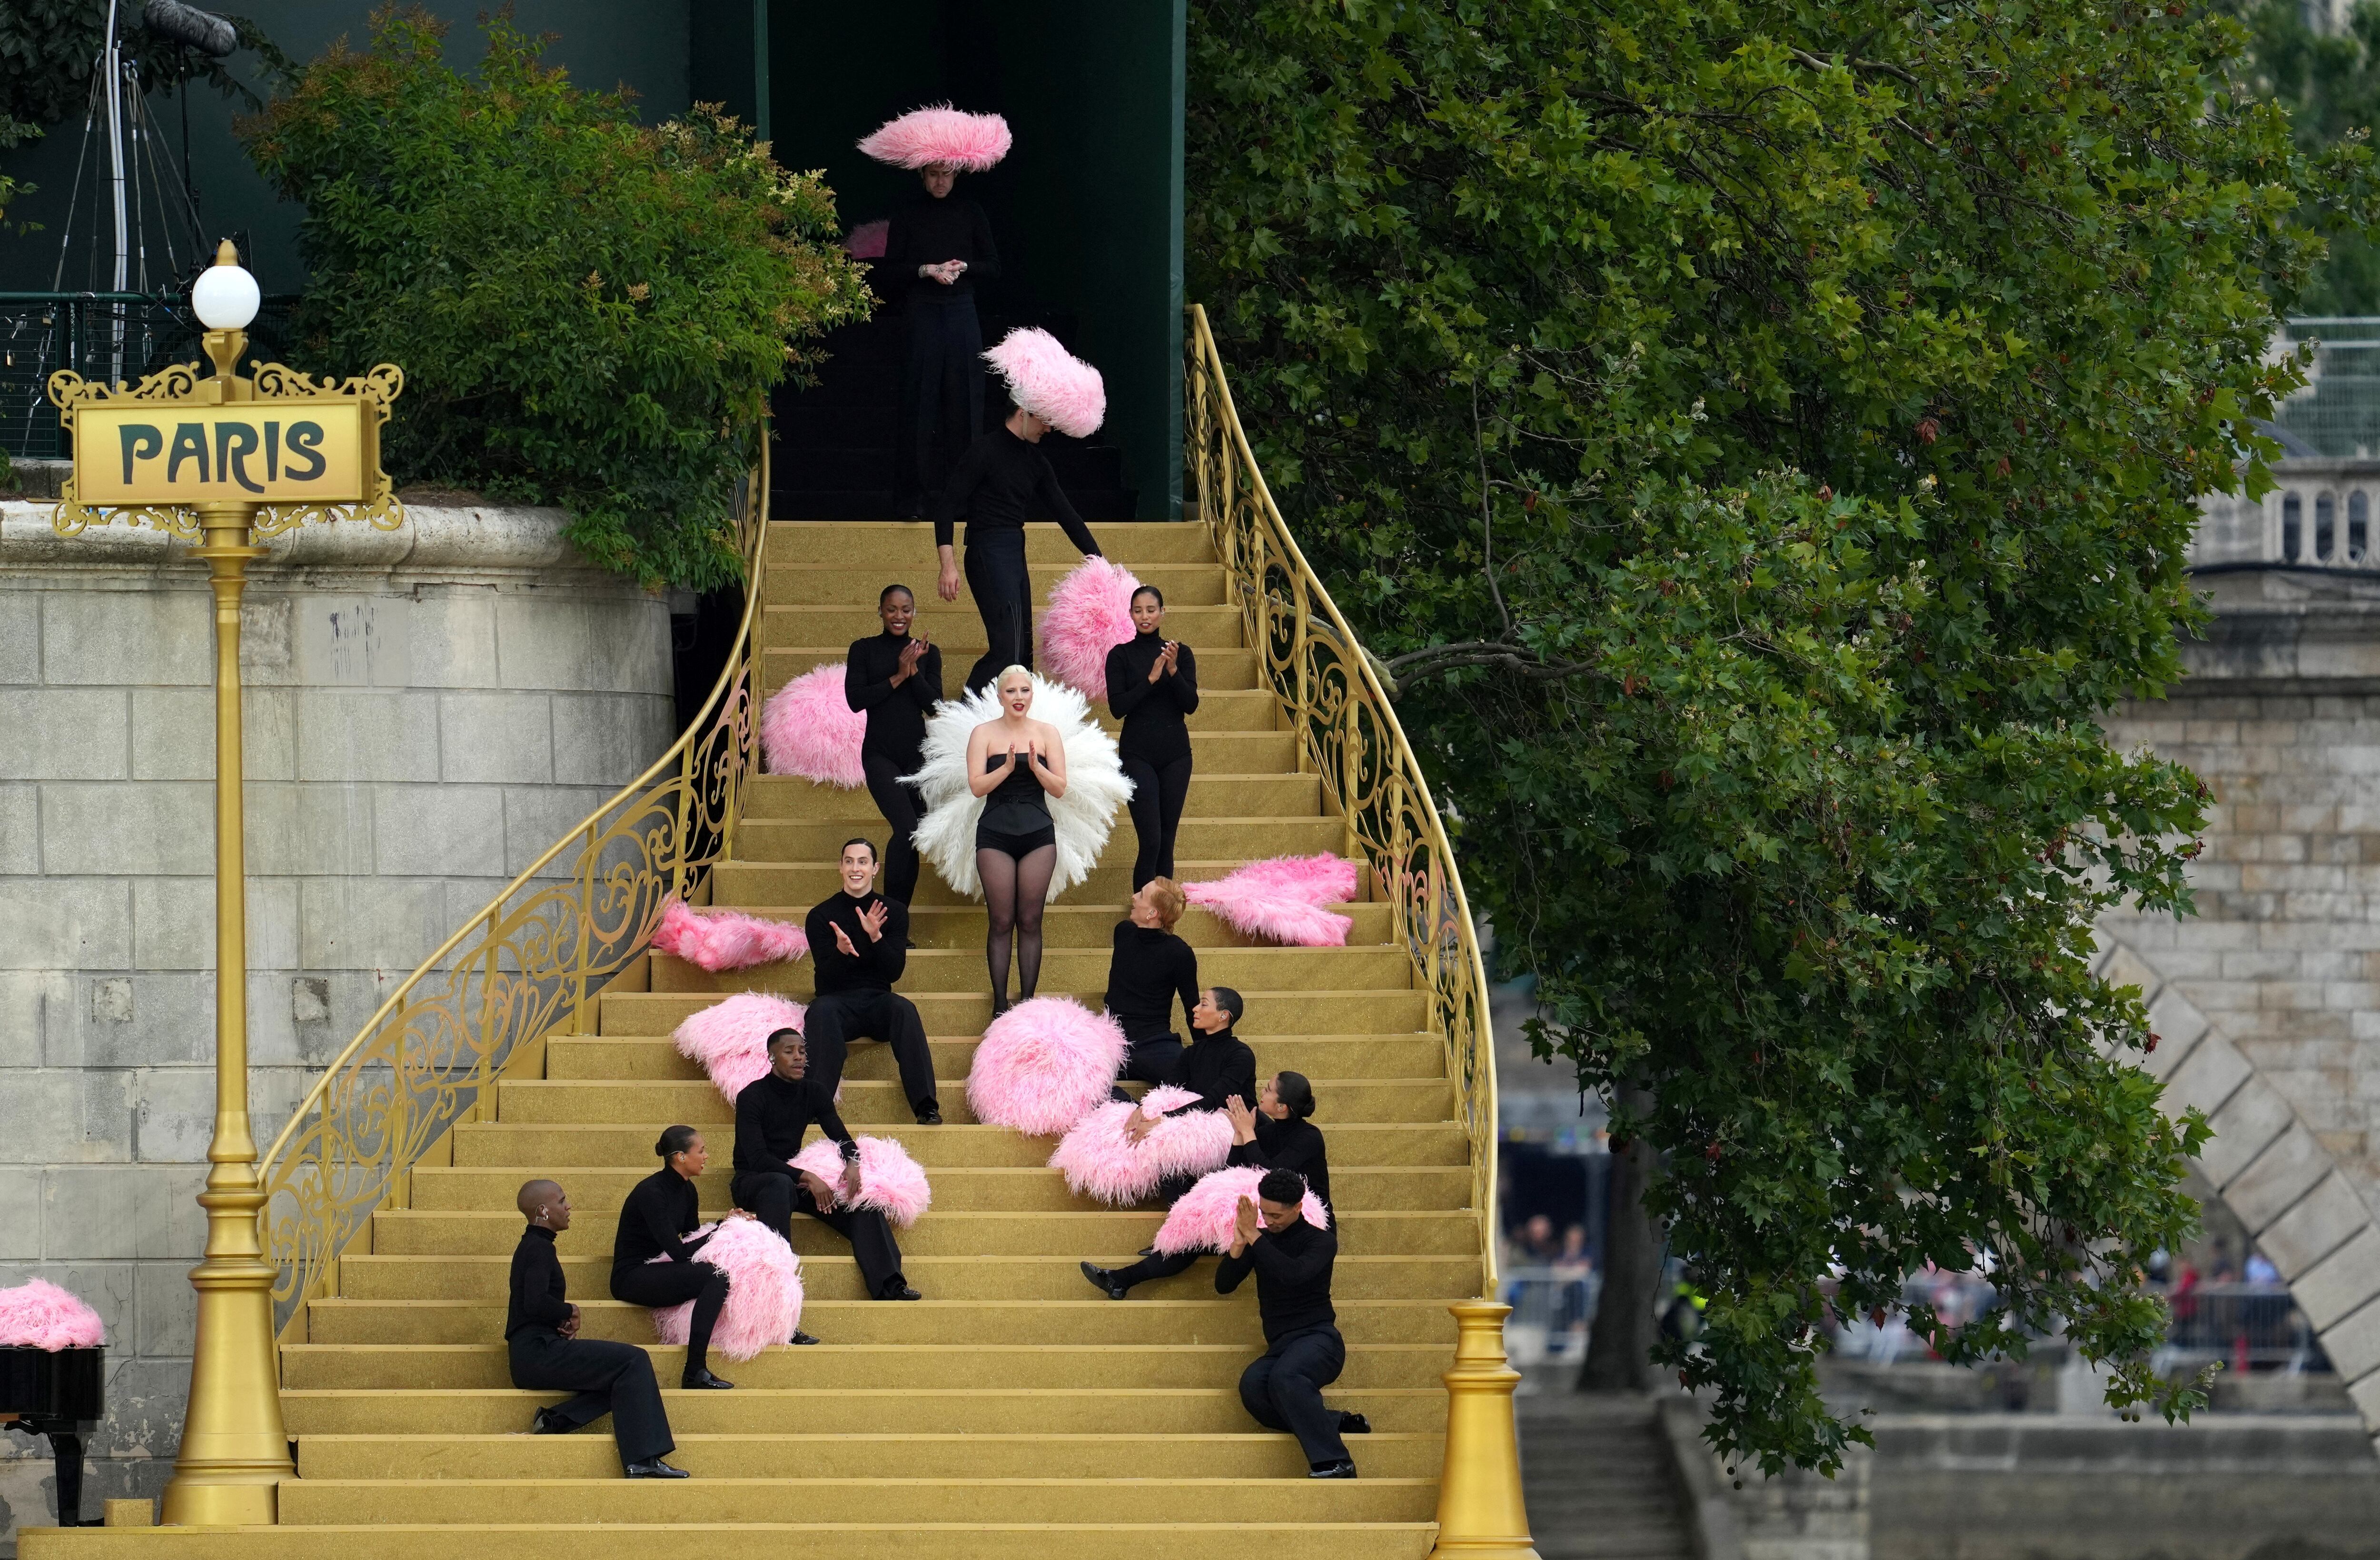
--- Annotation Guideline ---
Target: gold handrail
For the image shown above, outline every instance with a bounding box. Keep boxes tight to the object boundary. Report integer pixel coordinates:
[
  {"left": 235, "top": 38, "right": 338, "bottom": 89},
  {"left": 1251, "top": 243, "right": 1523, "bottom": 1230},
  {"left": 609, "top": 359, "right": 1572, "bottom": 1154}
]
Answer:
[
  {"left": 1185, "top": 304, "right": 1500, "bottom": 1294},
  {"left": 256, "top": 443, "right": 772, "bottom": 1329}
]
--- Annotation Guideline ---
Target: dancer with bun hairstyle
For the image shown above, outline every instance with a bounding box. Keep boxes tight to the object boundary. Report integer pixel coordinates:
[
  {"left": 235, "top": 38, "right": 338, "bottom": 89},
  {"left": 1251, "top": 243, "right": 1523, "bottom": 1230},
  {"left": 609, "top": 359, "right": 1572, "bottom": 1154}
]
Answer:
[
  {"left": 1107, "top": 585, "right": 1198, "bottom": 890},
  {"left": 608, "top": 1125, "right": 759, "bottom": 1388},
  {"left": 969, "top": 666, "right": 1068, "bottom": 1013}
]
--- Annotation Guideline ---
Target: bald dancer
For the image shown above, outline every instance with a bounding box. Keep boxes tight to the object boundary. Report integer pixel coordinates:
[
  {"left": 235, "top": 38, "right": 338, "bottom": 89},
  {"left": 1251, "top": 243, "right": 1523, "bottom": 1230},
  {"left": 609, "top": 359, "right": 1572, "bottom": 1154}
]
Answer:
[{"left": 505, "top": 1178, "right": 687, "bottom": 1478}]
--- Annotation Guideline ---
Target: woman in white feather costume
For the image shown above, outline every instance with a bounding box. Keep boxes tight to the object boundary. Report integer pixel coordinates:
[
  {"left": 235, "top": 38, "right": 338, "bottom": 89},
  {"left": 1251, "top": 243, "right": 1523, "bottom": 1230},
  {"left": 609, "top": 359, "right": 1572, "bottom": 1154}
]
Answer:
[{"left": 904, "top": 667, "right": 1132, "bottom": 1012}]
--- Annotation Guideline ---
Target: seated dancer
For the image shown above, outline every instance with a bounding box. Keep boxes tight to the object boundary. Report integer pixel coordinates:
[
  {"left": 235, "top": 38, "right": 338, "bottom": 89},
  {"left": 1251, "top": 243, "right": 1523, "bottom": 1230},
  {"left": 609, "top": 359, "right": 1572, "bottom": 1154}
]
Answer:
[
  {"left": 1082, "top": 1070, "right": 1326, "bottom": 1301},
  {"left": 969, "top": 666, "right": 1068, "bottom": 1014},
  {"left": 506, "top": 1178, "right": 687, "bottom": 1478},
  {"left": 1219, "top": 1168, "right": 1369, "bottom": 1480},
  {"left": 804, "top": 836, "right": 940, "bottom": 1124},
  {"left": 1106, "top": 586, "right": 1199, "bottom": 890},
  {"left": 1133, "top": 986, "right": 1257, "bottom": 1143},
  {"left": 1104, "top": 876, "right": 1199, "bottom": 1095},
  {"left": 732, "top": 1026, "right": 922, "bottom": 1302},
  {"left": 934, "top": 355, "right": 1105, "bottom": 696},
  {"left": 607, "top": 1126, "right": 749, "bottom": 1389},
  {"left": 846, "top": 585, "right": 942, "bottom": 906}
]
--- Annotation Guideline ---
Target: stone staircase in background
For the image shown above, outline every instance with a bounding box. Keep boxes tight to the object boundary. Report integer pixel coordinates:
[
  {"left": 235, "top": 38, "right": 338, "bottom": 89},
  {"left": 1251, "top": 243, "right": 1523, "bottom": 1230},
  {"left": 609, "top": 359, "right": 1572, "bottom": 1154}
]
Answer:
[{"left": 30, "top": 521, "right": 1477, "bottom": 1556}]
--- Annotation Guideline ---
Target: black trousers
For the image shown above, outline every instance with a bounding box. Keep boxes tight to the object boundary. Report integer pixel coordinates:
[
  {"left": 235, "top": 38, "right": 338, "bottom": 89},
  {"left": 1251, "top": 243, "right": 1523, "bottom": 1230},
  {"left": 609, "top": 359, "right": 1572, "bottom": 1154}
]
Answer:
[
  {"left": 805, "top": 987, "right": 937, "bottom": 1113},
  {"left": 507, "top": 1327, "right": 674, "bottom": 1467},
  {"left": 1122, "top": 753, "right": 1193, "bottom": 889},
  {"left": 608, "top": 1261, "right": 727, "bottom": 1374},
  {"left": 896, "top": 293, "right": 984, "bottom": 512},
  {"left": 1111, "top": 1248, "right": 1200, "bottom": 1292},
  {"left": 862, "top": 751, "right": 928, "bottom": 905},
  {"left": 1109, "top": 1032, "right": 1184, "bottom": 1102},
  {"left": 1240, "top": 1325, "right": 1352, "bottom": 1466},
  {"left": 963, "top": 531, "right": 1033, "bottom": 695},
  {"left": 733, "top": 1168, "right": 907, "bottom": 1299}
]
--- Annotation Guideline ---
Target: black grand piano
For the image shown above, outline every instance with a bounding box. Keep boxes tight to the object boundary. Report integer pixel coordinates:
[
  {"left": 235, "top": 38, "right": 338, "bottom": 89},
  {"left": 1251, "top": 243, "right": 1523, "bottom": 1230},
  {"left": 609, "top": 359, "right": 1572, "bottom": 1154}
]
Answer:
[{"left": 0, "top": 1345, "right": 103, "bottom": 1526}]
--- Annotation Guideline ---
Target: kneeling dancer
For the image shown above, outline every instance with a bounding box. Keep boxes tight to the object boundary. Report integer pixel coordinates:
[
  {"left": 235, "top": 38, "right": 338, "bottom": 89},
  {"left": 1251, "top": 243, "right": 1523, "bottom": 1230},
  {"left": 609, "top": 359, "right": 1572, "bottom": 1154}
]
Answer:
[
  {"left": 805, "top": 836, "right": 940, "bottom": 1123},
  {"left": 733, "top": 1027, "right": 922, "bottom": 1302},
  {"left": 1219, "top": 1168, "right": 1368, "bottom": 1480},
  {"left": 506, "top": 1178, "right": 686, "bottom": 1477}
]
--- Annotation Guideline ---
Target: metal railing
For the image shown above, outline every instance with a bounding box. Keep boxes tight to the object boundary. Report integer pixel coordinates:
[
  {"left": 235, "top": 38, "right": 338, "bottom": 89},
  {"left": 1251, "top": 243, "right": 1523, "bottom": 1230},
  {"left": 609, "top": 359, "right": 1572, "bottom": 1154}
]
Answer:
[
  {"left": 254, "top": 449, "right": 769, "bottom": 1334},
  {"left": 1184, "top": 303, "right": 1502, "bottom": 1292},
  {"left": 1, "top": 291, "right": 299, "bottom": 459}
]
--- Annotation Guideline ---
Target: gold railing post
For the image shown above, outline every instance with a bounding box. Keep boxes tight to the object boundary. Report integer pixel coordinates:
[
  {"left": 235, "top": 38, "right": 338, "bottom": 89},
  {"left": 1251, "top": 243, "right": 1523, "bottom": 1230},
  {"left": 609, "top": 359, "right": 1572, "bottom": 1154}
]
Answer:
[{"left": 1428, "top": 1302, "right": 1540, "bottom": 1559}]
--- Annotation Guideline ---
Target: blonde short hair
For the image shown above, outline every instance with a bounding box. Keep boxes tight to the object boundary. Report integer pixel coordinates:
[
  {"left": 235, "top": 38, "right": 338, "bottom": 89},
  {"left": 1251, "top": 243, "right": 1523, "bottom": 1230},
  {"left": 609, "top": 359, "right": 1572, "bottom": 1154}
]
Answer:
[
  {"left": 996, "top": 665, "right": 1033, "bottom": 694},
  {"left": 1146, "top": 876, "right": 1186, "bottom": 930}
]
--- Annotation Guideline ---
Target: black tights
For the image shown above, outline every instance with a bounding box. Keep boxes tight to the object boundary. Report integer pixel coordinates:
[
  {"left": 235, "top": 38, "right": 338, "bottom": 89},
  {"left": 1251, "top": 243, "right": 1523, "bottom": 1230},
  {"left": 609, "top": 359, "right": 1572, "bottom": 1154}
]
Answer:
[
  {"left": 979, "top": 843, "right": 1057, "bottom": 1004},
  {"left": 1123, "top": 755, "right": 1193, "bottom": 890}
]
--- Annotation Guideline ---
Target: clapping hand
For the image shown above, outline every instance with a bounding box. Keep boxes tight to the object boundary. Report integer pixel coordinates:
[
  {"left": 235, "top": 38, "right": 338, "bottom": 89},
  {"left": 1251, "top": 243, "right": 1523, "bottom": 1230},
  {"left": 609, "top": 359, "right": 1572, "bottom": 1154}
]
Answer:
[
  {"left": 832, "top": 921, "right": 860, "bottom": 958},
  {"left": 895, "top": 634, "right": 929, "bottom": 680},
  {"left": 1231, "top": 1196, "right": 1261, "bottom": 1255},
  {"left": 1225, "top": 1093, "right": 1258, "bottom": 1145},
  {"left": 856, "top": 900, "right": 889, "bottom": 943}
]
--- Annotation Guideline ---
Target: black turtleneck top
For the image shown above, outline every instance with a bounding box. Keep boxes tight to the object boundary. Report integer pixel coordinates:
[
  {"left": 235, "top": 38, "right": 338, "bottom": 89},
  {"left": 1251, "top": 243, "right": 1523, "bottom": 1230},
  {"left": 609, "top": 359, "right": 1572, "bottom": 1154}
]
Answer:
[
  {"left": 1104, "top": 920, "right": 1199, "bottom": 1045},
  {"left": 933, "top": 426, "right": 1102, "bottom": 555},
  {"left": 1229, "top": 1113, "right": 1331, "bottom": 1212},
  {"left": 733, "top": 1069, "right": 860, "bottom": 1172},
  {"left": 1216, "top": 1216, "right": 1338, "bottom": 1343},
  {"left": 880, "top": 195, "right": 1002, "bottom": 306},
  {"left": 611, "top": 1168, "right": 711, "bottom": 1281},
  {"left": 1105, "top": 631, "right": 1200, "bottom": 768},
  {"left": 845, "top": 632, "right": 942, "bottom": 767},
  {"left": 506, "top": 1223, "right": 572, "bottom": 1339},
  {"left": 1162, "top": 1026, "right": 1258, "bottom": 1118},
  {"left": 806, "top": 891, "right": 910, "bottom": 996}
]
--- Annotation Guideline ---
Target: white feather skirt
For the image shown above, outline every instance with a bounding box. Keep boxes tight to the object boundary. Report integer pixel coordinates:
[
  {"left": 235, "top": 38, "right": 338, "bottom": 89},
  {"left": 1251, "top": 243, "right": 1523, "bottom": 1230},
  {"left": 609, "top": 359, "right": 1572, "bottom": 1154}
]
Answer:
[{"left": 901, "top": 676, "right": 1133, "bottom": 900}]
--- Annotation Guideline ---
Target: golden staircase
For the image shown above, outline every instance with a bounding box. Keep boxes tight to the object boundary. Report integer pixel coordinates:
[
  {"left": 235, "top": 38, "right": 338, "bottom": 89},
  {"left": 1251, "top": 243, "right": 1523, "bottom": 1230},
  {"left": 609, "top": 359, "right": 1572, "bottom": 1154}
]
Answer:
[{"left": 22, "top": 309, "right": 1502, "bottom": 1557}]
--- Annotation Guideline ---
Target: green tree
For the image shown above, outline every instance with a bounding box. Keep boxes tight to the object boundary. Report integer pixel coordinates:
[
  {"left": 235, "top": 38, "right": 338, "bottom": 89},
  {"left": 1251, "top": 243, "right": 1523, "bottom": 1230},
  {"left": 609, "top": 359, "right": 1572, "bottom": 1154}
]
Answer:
[
  {"left": 2221, "top": 0, "right": 2380, "bottom": 310},
  {"left": 242, "top": 8, "right": 872, "bottom": 588},
  {"left": 0, "top": 1, "right": 291, "bottom": 132},
  {"left": 1188, "top": 0, "right": 2370, "bottom": 1474}
]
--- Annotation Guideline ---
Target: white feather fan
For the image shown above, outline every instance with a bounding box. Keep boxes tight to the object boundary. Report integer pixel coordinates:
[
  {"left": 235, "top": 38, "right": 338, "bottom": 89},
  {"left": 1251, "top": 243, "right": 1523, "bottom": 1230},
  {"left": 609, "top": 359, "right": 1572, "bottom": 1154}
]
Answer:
[{"left": 902, "top": 675, "right": 1133, "bottom": 899}]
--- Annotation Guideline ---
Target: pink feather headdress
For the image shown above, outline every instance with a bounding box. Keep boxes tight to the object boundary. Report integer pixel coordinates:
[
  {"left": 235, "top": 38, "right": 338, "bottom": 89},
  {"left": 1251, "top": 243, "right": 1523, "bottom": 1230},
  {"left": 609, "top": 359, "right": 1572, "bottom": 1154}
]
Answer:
[
  {"left": 646, "top": 1219, "right": 802, "bottom": 1361},
  {"left": 965, "top": 997, "right": 1127, "bottom": 1137},
  {"left": 673, "top": 991, "right": 805, "bottom": 1104},
  {"left": 858, "top": 105, "right": 1012, "bottom": 171},
  {"left": 1048, "top": 1084, "right": 1236, "bottom": 1205},
  {"left": 1038, "top": 556, "right": 1142, "bottom": 703},
  {"left": 0, "top": 1279, "right": 104, "bottom": 1350},
  {"left": 1184, "top": 855, "right": 1360, "bottom": 948},
  {"left": 983, "top": 327, "right": 1105, "bottom": 440},
  {"left": 1152, "top": 1165, "right": 1329, "bottom": 1258},
  {"left": 760, "top": 664, "right": 868, "bottom": 789},
  {"left": 653, "top": 896, "right": 808, "bottom": 974},
  {"left": 789, "top": 1135, "right": 933, "bottom": 1228}
]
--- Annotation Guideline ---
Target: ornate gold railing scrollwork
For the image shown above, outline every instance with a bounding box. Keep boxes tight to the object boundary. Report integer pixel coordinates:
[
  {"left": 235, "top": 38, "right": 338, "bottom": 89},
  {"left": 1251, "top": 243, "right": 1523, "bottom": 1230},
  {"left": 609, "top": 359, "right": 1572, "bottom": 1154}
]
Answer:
[
  {"left": 1185, "top": 304, "right": 1500, "bottom": 1293},
  {"left": 256, "top": 451, "right": 771, "bottom": 1333}
]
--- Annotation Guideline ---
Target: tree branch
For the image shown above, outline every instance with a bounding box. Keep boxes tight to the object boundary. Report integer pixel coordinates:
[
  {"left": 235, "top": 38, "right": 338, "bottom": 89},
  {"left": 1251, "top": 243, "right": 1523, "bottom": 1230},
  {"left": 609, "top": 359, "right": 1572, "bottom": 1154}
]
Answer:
[{"left": 1381, "top": 639, "right": 1605, "bottom": 694}]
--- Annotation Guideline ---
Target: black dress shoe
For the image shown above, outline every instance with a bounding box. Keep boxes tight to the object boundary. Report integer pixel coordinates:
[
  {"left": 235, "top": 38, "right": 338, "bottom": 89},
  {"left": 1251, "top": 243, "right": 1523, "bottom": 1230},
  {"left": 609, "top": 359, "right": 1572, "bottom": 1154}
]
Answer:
[
  {"left": 990, "top": 996, "right": 1012, "bottom": 1019},
  {"left": 1339, "top": 1412, "right": 1372, "bottom": 1435},
  {"left": 790, "top": 1330, "right": 822, "bottom": 1346},
  {"left": 878, "top": 1282, "right": 923, "bottom": 1301},
  {"left": 1309, "top": 1459, "right": 1359, "bottom": 1480},
  {"left": 680, "top": 1366, "right": 735, "bottom": 1390},
  {"left": 531, "top": 1407, "right": 571, "bottom": 1436},
  {"left": 624, "top": 1458, "right": 691, "bottom": 1479},
  {"left": 1080, "top": 1261, "right": 1130, "bottom": 1301},
  {"left": 915, "top": 1105, "right": 942, "bottom": 1125}
]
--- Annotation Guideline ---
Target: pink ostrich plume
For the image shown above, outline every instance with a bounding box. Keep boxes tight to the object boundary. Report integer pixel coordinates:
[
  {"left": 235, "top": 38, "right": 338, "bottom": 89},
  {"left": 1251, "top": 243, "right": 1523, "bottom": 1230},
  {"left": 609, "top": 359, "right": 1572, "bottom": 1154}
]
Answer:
[
  {"left": 653, "top": 896, "right": 809, "bottom": 974},
  {"left": 984, "top": 327, "right": 1105, "bottom": 440},
  {"left": 844, "top": 218, "right": 890, "bottom": 259},
  {"left": 789, "top": 1135, "right": 933, "bottom": 1228},
  {"left": 646, "top": 1218, "right": 802, "bottom": 1362},
  {"left": 1049, "top": 1084, "right": 1236, "bottom": 1205},
  {"left": 1151, "top": 1166, "right": 1330, "bottom": 1258},
  {"left": 761, "top": 664, "right": 868, "bottom": 789},
  {"left": 0, "top": 1279, "right": 103, "bottom": 1350},
  {"left": 674, "top": 992, "right": 805, "bottom": 1104},
  {"left": 1038, "top": 556, "right": 1142, "bottom": 703},
  {"left": 966, "top": 997, "right": 1127, "bottom": 1137},
  {"left": 1184, "top": 855, "right": 1360, "bottom": 948},
  {"left": 857, "top": 105, "right": 1012, "bottom": 171}
]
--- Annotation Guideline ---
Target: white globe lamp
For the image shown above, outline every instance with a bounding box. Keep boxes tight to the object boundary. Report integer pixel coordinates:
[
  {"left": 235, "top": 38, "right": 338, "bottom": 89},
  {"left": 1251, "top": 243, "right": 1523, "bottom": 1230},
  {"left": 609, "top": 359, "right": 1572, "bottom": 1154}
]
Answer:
[{"left": 191, "top": 242, "right": 260, "bottom": 332}]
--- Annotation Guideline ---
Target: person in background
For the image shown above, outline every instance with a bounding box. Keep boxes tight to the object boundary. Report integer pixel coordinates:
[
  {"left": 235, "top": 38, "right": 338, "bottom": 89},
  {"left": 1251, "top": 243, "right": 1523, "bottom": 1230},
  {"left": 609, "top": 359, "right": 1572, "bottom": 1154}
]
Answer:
[
  {"left": 506, "top": 1178, "right": 686, "bottom": 1477},
  {"left": 845, "top": 585, "right": 942, "bottom": 906},
  {"left": 1218, "top": 1167, "right": 1368, "bottom": 1479},
  {"left": 1102, "top": 876, "right": 1199, "bottom": 1095},
  {"left": 803, "top": 837, "right": 939, "bottom": 1124},
  {"left": 935, "top": 407, "right": 1103, "bottom": 696},
  {"left": 1106, "top": 586, "right": 1199, "bottom": 889}
]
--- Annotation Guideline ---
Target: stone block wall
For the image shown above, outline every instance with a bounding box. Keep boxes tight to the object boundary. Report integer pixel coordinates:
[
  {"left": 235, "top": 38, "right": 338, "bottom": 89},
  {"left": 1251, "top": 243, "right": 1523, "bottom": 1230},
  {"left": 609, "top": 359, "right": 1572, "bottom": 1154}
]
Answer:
[{"left": 0, "top": 501, "right": 674, "bottom": 1542}]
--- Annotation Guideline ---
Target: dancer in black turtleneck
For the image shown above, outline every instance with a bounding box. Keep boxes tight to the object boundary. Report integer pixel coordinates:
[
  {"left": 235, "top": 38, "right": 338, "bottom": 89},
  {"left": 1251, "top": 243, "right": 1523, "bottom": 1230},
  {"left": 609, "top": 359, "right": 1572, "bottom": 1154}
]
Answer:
[
  {"left": 607, "top": 1125, "right": 742, "bottom": 1389},
  {"left": 1106, "top": 586, "right": 1200, "bottom": 890},
  {"left": 803, "top": 836, "right": 938, "bottom": 1123},
  {"left": 1218, "top": 1167, "right": 1365, "bottom": 1477},
  {"left": 846, "top": 585, "right": 942, "bottom": 906},
  {"left": 883, "top": 162, "right": 1002, "bottom": 516},
  {"left": 1104, "top": 878, "right": 1200, "bottom": 1095},
  {"left": 505, "top": 1178, "right": 685, "bottom": 1477},
  {"left": 730, "top": 1027, "right": 921, "bottom": 1302},
  {"left": 933, "top": 406, "right": 1102, "bottom": 695}
]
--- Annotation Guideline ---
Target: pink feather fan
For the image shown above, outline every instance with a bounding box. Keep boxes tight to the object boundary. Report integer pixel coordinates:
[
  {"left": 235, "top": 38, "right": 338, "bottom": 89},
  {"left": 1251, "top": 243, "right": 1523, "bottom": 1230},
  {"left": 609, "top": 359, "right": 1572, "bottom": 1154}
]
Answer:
[
  {"left": 653, "top": 896, "right": 808, "bottom": 974},
  {"left": 0, "top": 1279, "right": 104, "bottom": 1350},
  {"left": 1152, "top": 1165, "right": 1330, "bottom": 1258},
  {"left": 646, "top": 1218, "right": 802, "bottom": 1361},
  {"left": 760, "top": 664, "right": 868, "bottom": 789},
  {"left": 966, "top": 997, "right": 1126, "bottom": 1137},
  {"left": 1049, "top": 1084, "right": 1236, "bottom": 1205},
  {"left": 1038, "top": 556, "right": 1142, "bottom": 702},
  {"left": 983, "top": 327, "right": 1105, "bottom": 440},
  {"left": 1184, "top": 855, "right": 1360, "bottom": 948},
  {"left": 674, "top": 992, "right": 804, "bottom": 1104},
  {"left": 857, "top": 105, "right": 1012, "bottom": 171},
  {"left": 788, "top": 1135, "right": 933, "bottom": 1228},
  {"left": 844, "top": 218, "right": 890, "bottom": 258}
]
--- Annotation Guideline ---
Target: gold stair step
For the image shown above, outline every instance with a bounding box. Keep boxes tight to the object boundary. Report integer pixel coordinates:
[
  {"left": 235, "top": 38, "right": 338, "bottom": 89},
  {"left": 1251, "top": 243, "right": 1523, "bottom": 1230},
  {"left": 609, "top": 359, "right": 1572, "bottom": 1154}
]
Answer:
[
  {"left": 738, "top": 771, "right": 1320, "bottom": 822},
  {"left": 491, "top": 1076, "right": 1454, "bottom": 1126},
  {"left": 763, "top": 561, "right": 1230, "bottom": 606},
  {"left": 709, "top": 858, "right": 1348, "bottom": 908},
  {"left": 450, "top": 1120, "right": 1471, "bottom": 1169},
  {"left": 545, "top": 1032, "right": 1443, "bottom": 1082},
  {"left": 758, "top": 651, "right": 1273, "bottom": 707},
  {"left": 655, "top": 900, "right": 1388, "bottom": 951},
  {"left": 762, "top": 520, "right": 1223, "bottom": 566},
  {"left": 335, "top": 1253, "right": 1484, "bottom": 1303},
  {"left": 760, "top": 604, "right": 1244, "bottom": 653},
  {"left": 644, "top": 944, "right": 1411, "bottom": 996},
  {"left": 729, "top": 814, "right": 1342, "bottom": 864},
  {"left": 596, "top": 990, "right": 1430, "bottom": 1036}
]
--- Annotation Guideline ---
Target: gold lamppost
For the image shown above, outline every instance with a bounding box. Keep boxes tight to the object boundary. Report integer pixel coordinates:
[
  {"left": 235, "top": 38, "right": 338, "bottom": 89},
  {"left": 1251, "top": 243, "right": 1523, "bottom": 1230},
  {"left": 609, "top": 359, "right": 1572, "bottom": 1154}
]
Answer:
[
  {"left": 1428, "top": 1301, "right": 1543, "bottom": 1559},
  {"left": 46, "top": 241, "right": 404, "bottom": 1527}
]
